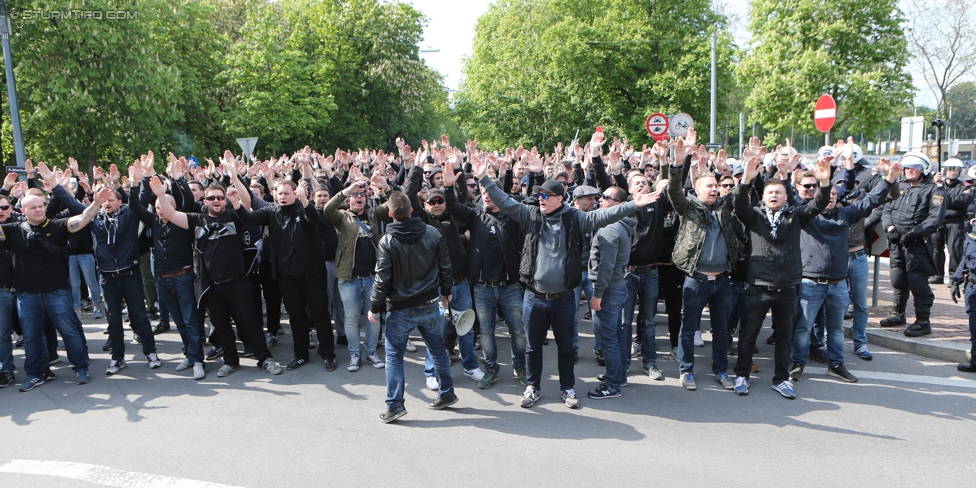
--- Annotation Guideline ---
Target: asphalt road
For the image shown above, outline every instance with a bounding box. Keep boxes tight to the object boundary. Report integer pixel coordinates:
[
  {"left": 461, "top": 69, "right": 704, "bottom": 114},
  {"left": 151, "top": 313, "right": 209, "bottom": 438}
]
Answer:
[{"left": 2, "top": 314, "right": 975, "bottom": 487}]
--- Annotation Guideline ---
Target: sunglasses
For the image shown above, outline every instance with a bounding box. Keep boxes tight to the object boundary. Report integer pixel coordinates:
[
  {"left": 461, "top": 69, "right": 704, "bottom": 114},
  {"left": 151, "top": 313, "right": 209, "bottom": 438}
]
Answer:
[
  {"left": 0, "top": 205, "right": 9, "bottom": 210},
  {"left": 466, "top": 183, "right": 477, "bottom": 188},
  {"left": 720, "top": 183, "right": 736, "bottom": 189},
  {"left": 536, "top": 192, "right": 552, "bottom": 201},
  {"left": 348, "top": 192, "right": 366, "bottom": 197},
  {"left": 601, "top": 193, "right": 620, "bottom": 203},
  {"left": 427, "top": 198, "right": 445, "bottom": 205},
  {"left": 204, "top": 195, "right": 226, "bottom": 201},
  {"left": 801, "top": 183, "right": 818, "bottom": 190}
]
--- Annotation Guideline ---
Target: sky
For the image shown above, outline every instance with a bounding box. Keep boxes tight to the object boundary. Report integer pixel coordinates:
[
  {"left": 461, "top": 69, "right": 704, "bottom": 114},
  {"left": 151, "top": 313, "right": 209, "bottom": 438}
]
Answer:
[{"left": 408, "top": 0, "right": 937, "bottom": 108}]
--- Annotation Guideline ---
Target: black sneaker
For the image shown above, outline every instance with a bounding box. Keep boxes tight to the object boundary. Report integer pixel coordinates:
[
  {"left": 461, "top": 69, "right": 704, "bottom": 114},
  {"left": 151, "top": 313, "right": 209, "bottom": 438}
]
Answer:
[
  {"left": 336, "top": 335, "right": 349, "bottom": 346},
  {"left": 957, "top": 360, "right": 976, "bottom": 373},
  {"left": 765, "top": 334, "right": 776, "bottom": 345},
  {"left": 102, "top": 338, "right": 113, "bottom": 352},
  {"left": 379, "top": 404, "right": 407, "bottom": 423},
  {"left": 42, "top": 369, "right": 56, "bottom": 382},
  {"left": 595, "top": 349, "right": 605, "bottom": 367},
  {"left": 147, "top": 310, "right": 160, "bottom": 321},
  {"left": 324, "top": 358, "right": 338, "bottom": 371},
  {"left": 827, "top": 364, "right": 858, "bottom": 382},
  {"left": 583, "top": 311, "right": 592, "bottom": 320},
  {"left": 19, "top": 375, "right": 44, "bottom": 392},
  {"left": 0, "top": 370, "right": 14, "bottom": 388},
  {"left": 48, "top": 353, "right": 61, "bottom": 365},
  {"left": 428, "top": 392, "right": 459, "bottom": 410},
  {"left": 152, "top": 323, "right": 170, "bottom": 335},
  {"left": 587, "top": 382, "right": 622, "bottom": 399},
  {"left": 809, "top": 348, "right": 829, "bottom": 365},
  {"left": 206, "top": 347, "right": 224, "bottom": 360},
  {"left": 789, "top": 363, "right": 804, "bottom": 381},
  {"left": 286, "top": 358, "right": 307, "bottom": 370}
]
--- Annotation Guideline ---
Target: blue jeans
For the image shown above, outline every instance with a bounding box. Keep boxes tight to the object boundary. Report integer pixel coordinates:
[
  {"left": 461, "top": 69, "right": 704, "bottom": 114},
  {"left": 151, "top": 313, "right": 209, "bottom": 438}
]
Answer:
[
  {"left": 156, "top": 271, "right": 205, "bottom": 365},
  {"left": 473, "top": 282, "right": 526, "bottom": 373},
  {"left": 385, "top": 302, "right": 455, "bottom": 409},
  {"left": 101, "top": 271, "right": 157, "bottom": 361},
  {"left": 592, "top": 284, "right": 628, "bottom": 389},
  {"left": 523, "top": 291, "right": 577, "bottom": 392},
  {"left": 848, "top": 252, "right": 869, "bottom": 348},
  {"left": 0, "top": 289, "right": 16, "bottom": 372},
  {"left": 573, "top": 271, "right": 594, "bottom": 350},
  {"left": 678, "top": 274, "right": 733, "bottom": 375},
  {"left": 425, "top": 279, "right": 477, "bottom": 375},
  {"left": 69, "top": 254, "right": 101, "bottom": 310},
  {"left": 17, "top": 289, "right": 90, "bottom": 375},
  {"left": 339, "top": 276, "right": 379, "bottom": 356},
  {"left": 623, "top": 270, "right": 660, "bottom": 368},
  {"left": 793, "top": 279, "right": 849, "bottom": 368}
]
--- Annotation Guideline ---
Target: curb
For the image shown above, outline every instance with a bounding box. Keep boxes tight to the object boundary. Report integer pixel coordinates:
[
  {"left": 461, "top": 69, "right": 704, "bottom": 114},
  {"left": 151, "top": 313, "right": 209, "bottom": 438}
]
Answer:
[{"left": 844, "top": 323, "right": 971, "bottom": 363}]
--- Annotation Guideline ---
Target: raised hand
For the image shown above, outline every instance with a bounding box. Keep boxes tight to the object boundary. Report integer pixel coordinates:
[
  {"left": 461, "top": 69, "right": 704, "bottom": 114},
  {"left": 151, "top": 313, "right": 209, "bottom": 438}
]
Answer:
[
  {"left": 35, "top": 161, "right": 55, "bottom": 182},
  {"left": 471, "top": 156, "right": 488, "bottom": 179},
  {"left": 815, "top": 153, "right": 832, "bottom": 185},
  {"left": 441, "top": 134, "right": 451, "bottom": 149},
  {"left": 884, "top": 159, "right": 901, "bottom": 182},
  {"left": 25, "top": 159, "right": 34, "bottom": 178},
  {"left": 442, "top": 163, "right": 461, "bottom": 187},
  {"left": 742, "top": 155, "right": 762, "bottom": 183},
  {"left": 634, "top": 189, "right": 661, "bottom": 207},
  {"left": 130, "top": 158, "right": 144, "bottom": 181},
  {"left": 93, "top": 187, "right": 115, "bottom": 206},
  {"left": 3, "top": 172, "right": 18, "bottom": 190},
  {"left": 588, "top": 131, "right": 605, "bottom": 158},
  {"left": 108, "top": 164, "right": 120, "bottom": 182},
  {"left": 148, "top": 175, "right": 167, "bottom": 196},
  {"left": 370, "top": 172, "right": 388, "bottom": 193}
]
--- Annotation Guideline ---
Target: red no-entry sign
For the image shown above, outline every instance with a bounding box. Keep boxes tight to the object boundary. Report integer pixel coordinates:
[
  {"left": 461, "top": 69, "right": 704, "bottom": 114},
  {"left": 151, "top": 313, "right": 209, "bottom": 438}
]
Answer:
[
  {"left": 646, "top": 113, "right": 669, "bottom": 141},
  {"left": 814, "top": 94, "right": 836, "bottom": 133}
]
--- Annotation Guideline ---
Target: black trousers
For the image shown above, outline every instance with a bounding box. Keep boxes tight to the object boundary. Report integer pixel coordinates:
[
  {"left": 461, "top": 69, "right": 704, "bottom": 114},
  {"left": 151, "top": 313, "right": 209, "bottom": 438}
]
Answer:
[
  {"left": 734, "top": 286, "right": 797, "bottom": 384},
  {"left": 890, "top": 241, "right": 936, "bottom": 317},
  {"left": 277, "top": 268, "right": 335, "bottom": 361},
  {"left": 203, "top": 277, "right": 271, "bottom": 367},
  {"left": 932, "top": 221, "right": 966, "bottom": 278},
  {"left": 259, "top": 259, "right": 282, "bottom": 336},
  {"left": 658, "top": 264, "right": 684, "bottom": 349}
]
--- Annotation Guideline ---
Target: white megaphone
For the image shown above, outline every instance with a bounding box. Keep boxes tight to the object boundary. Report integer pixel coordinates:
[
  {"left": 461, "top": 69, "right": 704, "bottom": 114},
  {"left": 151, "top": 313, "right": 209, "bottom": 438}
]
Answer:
[{"left": 446, "top": 308, "right": 475, "bottom": 336}]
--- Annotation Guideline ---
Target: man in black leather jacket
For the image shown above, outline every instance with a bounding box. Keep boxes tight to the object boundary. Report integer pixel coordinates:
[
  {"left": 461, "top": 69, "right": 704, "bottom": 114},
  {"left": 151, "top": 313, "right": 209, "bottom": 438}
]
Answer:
[{"left": 369, "top": 192, "right": 457, "bottom": 423}]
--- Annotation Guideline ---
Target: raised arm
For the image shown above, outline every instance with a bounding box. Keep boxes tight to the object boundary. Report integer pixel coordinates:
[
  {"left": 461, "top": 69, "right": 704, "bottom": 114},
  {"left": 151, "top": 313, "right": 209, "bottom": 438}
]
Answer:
[
  {"left": 67, "top": 188, "right": 113, "bottom": 233},
  {"left": 149, "top": 176, "right": 190, "bottom": 229}
]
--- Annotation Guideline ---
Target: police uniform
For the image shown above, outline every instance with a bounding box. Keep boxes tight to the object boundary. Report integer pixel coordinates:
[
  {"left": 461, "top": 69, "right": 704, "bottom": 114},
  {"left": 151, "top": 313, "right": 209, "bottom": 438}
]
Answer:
[
  {"left": 949, "top": 231, "right": 976, "bottom": 372},
  {"left": 880, "top": 176, "right": 945, "bottom": 335},
  {"left": 930, "top": 178, "right": 973, "bottom": 282}
]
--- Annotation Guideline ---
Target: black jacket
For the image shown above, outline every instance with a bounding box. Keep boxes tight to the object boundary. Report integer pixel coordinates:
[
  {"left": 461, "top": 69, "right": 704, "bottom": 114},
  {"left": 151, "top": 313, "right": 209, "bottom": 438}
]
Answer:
[
  {"left": 445, "top": 176, "right": 523, "bottom": 285},
  {"left": 370, "top": 217, "right": 452, "bottom": 313},
  {"left": 128, "top": 185, "right": 194, "bottom": 275},
  {"left": 734, "top": 182, "right": 830, "bottom": 288}
]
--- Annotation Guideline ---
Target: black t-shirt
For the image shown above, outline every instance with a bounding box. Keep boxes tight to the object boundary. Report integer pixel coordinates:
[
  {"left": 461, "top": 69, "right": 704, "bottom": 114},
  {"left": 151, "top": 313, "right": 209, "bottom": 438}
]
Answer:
[
  {"left": 186, "top": 211, "right": 246, "bottom": 282},
  {"left": 1, "top": 219, "right": 71, "bottom": 293},
  {"left": 479, "top": 221, "right": 507, "bottom": 283},
  {"left": 351, "top": 216, "right": 376, "bottom": 277}
]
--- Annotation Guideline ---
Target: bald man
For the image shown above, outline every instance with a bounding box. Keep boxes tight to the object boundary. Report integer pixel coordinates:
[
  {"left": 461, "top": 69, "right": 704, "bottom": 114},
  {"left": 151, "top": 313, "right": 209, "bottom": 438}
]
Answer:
[
  {"left": 0, "top": 186, "right": 111, "bottom": 391},
  {"left": 129, "top": 166, "right": 207, "bottom": 380}
]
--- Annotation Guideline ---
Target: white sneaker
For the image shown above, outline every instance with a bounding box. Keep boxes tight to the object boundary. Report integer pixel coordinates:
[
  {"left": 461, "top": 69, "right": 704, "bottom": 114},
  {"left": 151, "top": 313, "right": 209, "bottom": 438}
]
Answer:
[
  {"left": 261, "top": 358, "right": 283, "bottom": 375},
  {"left": 148, "top": 353, "right": 162, "bottom": 369},
  {"left": 464, "top": 367, "right": 485, "bottom": 382},
  {"left": 192, "top": 363, "right": 206, "bottom": 380},
  {"left": 425, "top": 375, "right": 438, "bottom": 391},
  {"left": 217, "top": 364, "right": 238, "bottom": 377},
  {"left": 106, "top": 360, "right": 127, "bottom": 375},
  {"left": 405, "top": 340, "right": 417, "bottom": 353},
  {"left": 694, "top": 331, "right": 705, "bottom": 347},
  {"left": 175, "top": 358, "right": 192, "bottom": 371},
  {"left": 631, "top": 341, "right": 641, "bottom": 358}
]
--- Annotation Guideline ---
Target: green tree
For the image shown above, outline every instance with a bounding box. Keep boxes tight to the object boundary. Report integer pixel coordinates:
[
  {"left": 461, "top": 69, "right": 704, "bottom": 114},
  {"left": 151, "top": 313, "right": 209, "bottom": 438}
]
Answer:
[
  {"left": 946, "top": 82, "right": 976, "bottom": 140},
  {"left": 739, "top": 0, "right": 913, "bottom": 145},
  {"left": 9, "top": 0, "right": 185, "bottom": 171},
  {"left": 454, "top": 0, "right": 736, "bottom": 150}
]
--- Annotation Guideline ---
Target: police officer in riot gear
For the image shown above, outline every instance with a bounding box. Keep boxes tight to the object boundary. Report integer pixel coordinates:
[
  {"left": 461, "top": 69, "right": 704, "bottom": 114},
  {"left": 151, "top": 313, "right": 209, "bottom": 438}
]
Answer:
[
  {"left": 929, "top": 158, "right": 972, "bottom": 285},
  {"left": 880, "top": 152, "right": 945, "bottom": 337},
  {"left": 949, "top": 226, "right": 976, "bottom": 373}
]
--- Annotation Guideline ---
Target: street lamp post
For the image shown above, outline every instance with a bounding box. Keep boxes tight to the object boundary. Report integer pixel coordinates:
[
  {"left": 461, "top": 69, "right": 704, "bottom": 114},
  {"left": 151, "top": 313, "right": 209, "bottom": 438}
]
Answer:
[{"left": 0, "top": 0, "right": 26, "bottom": 167}]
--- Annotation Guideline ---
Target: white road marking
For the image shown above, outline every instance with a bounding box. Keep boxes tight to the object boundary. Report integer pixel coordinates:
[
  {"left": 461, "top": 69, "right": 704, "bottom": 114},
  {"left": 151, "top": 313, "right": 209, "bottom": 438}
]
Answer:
[
  {"left": 803, "top": 367, "right": 976, "bottom": 389},
  {"left": 0, "top": 460, "right": 247, "bottom": 488}
]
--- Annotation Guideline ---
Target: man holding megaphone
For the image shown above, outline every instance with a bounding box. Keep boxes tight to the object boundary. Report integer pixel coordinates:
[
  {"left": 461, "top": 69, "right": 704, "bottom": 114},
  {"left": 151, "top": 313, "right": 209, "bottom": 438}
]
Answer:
[{"left": 369, "top": 192, "right": 458, "bottom": 423}]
